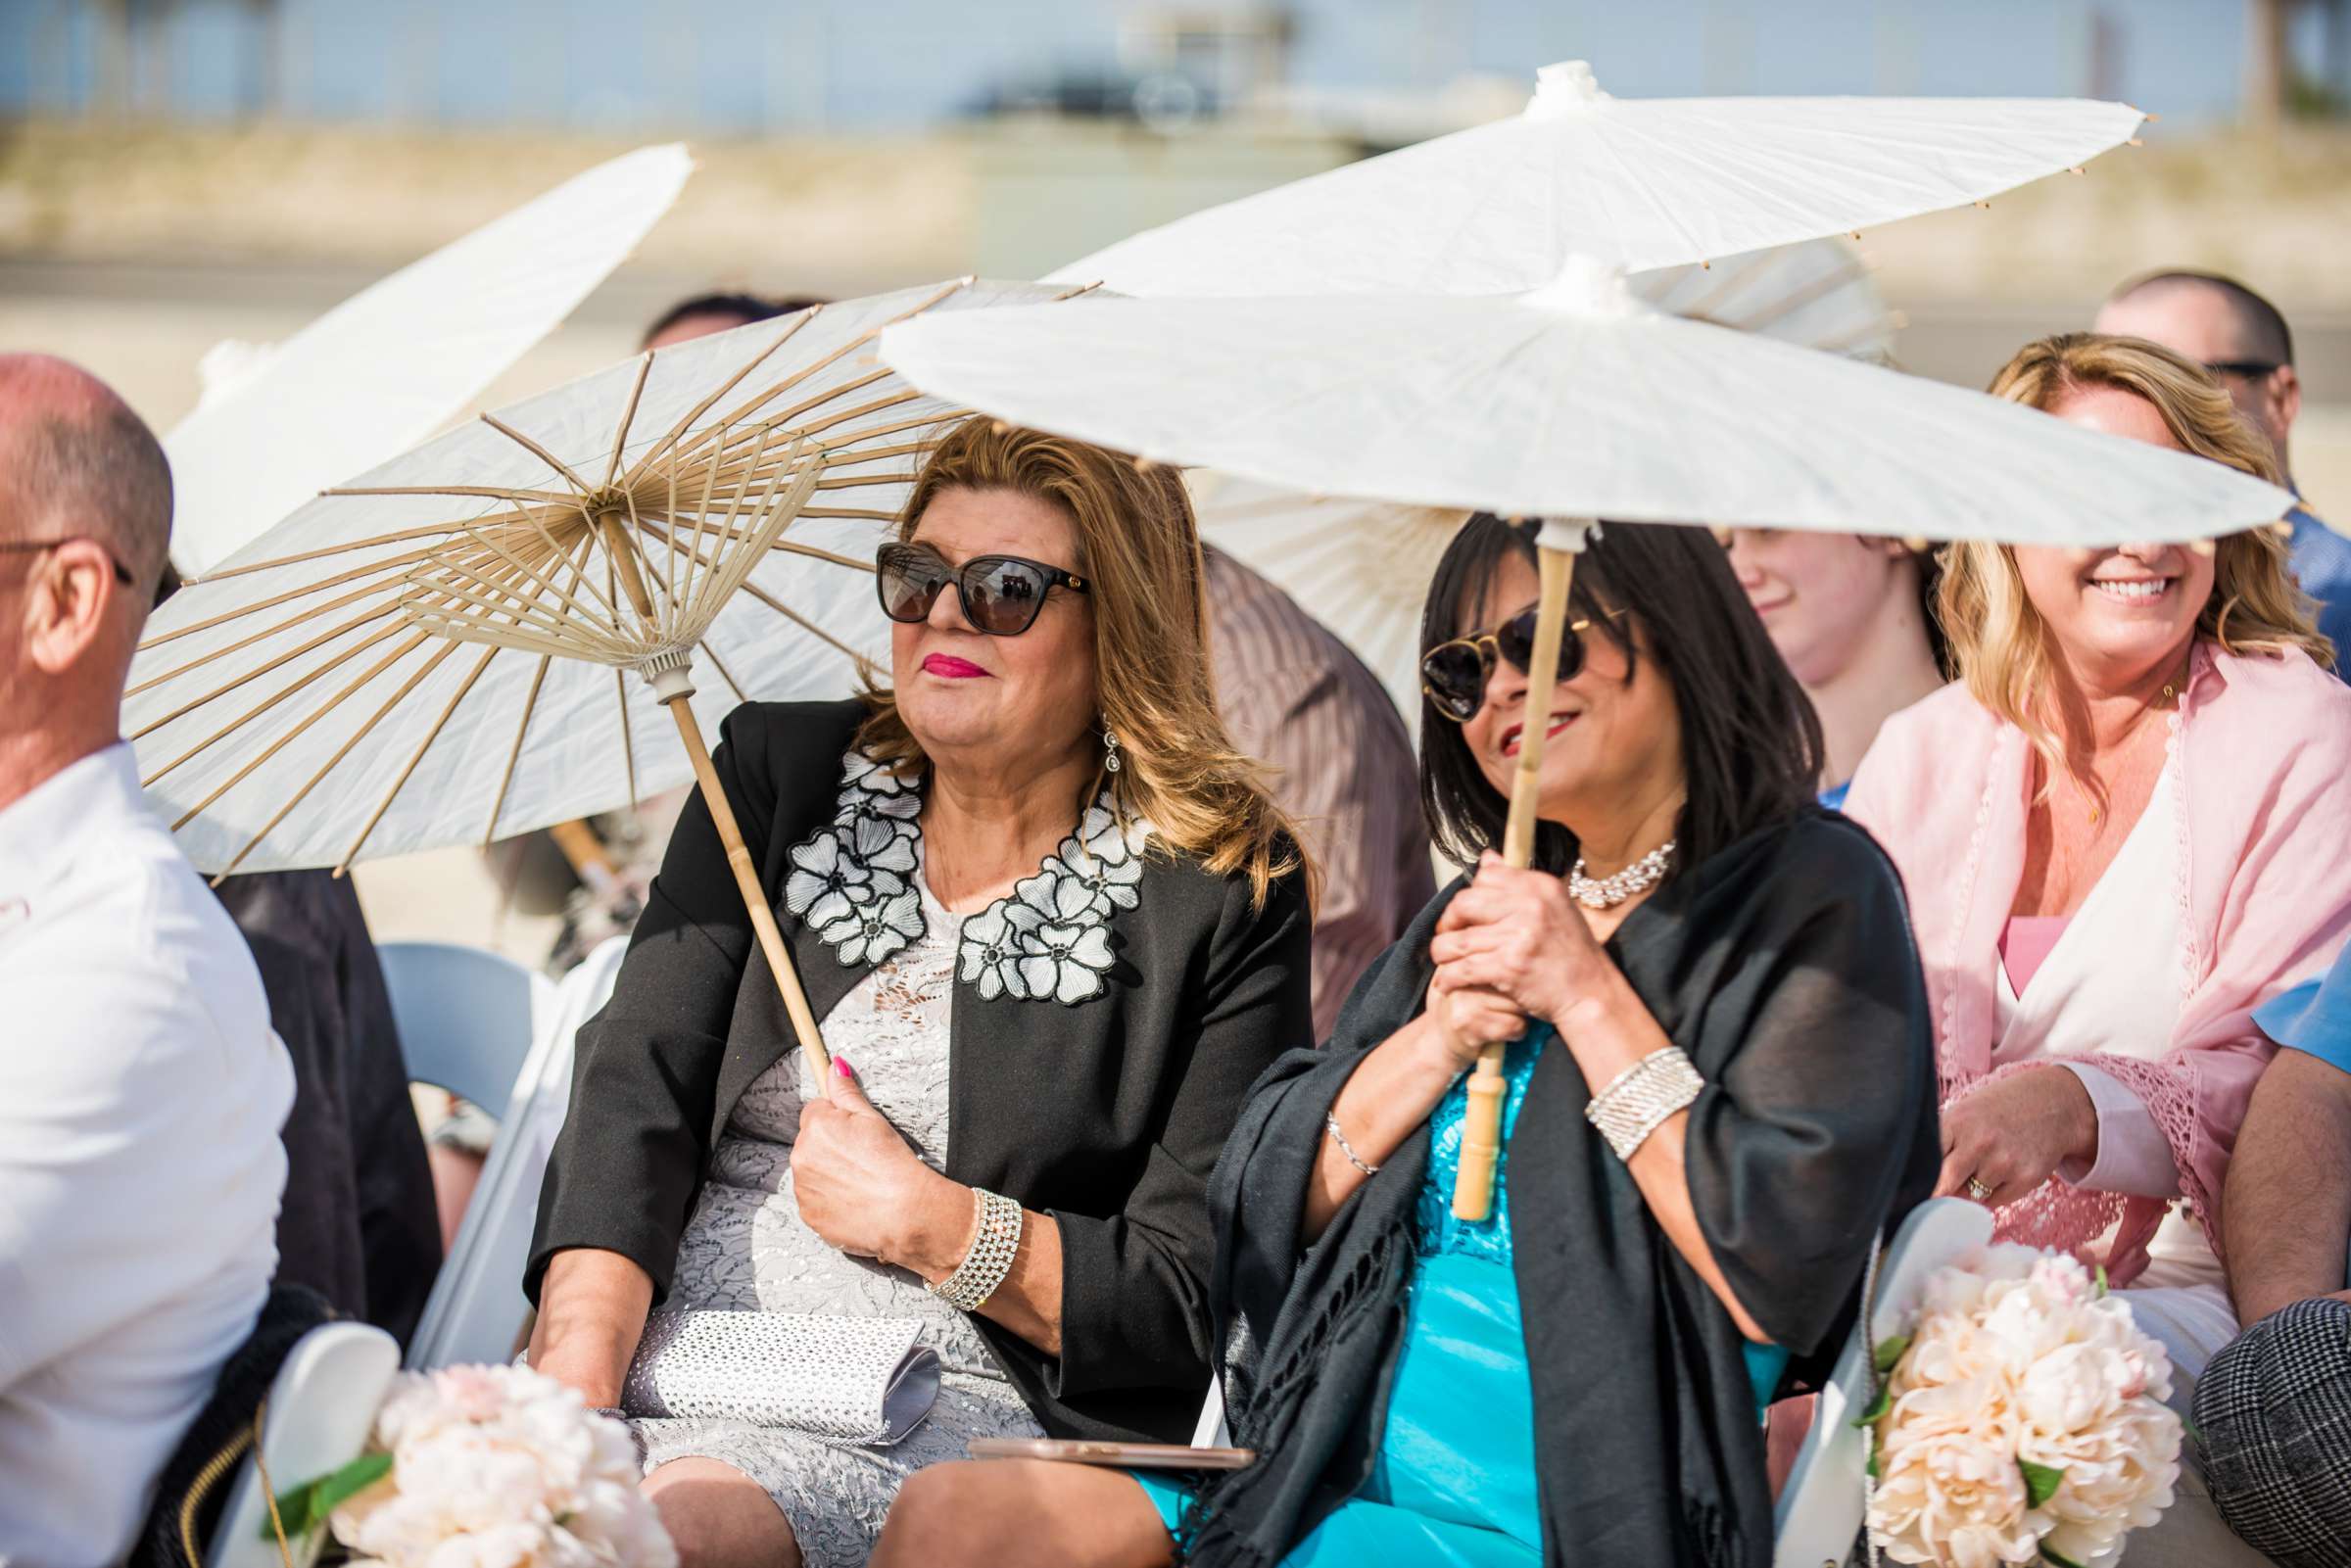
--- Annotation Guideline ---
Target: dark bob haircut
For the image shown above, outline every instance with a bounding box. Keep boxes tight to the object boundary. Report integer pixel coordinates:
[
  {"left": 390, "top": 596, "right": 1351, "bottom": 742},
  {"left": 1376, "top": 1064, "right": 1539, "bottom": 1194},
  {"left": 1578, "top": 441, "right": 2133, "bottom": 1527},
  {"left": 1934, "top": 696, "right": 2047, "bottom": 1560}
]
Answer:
[
  {"left": 1417, "top": 514, "right": 1825, "bottom": 878},
  {"left": 640, "top": 291, "right": 829, "bottom": 350}
]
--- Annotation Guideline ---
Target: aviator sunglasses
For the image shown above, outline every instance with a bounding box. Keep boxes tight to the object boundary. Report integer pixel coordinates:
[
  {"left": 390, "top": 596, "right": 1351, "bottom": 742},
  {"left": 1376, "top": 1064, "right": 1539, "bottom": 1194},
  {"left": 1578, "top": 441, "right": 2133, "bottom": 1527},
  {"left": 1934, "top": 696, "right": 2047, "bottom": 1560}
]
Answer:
[
  {"left": 875, "top": 541, "right": 1089, "bottom": 637},
  {"left": 1419, "top": 603, "right": 1625, "bottom": 724}
]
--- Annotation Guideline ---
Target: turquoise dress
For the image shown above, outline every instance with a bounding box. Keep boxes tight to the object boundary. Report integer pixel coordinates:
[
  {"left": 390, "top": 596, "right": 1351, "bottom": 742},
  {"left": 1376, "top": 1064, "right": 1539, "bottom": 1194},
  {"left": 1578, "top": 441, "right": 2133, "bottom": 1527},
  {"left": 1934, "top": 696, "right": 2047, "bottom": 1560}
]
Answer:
[{"left": 1132, "top": 1027, "right": 1789, "bottom": 1565}]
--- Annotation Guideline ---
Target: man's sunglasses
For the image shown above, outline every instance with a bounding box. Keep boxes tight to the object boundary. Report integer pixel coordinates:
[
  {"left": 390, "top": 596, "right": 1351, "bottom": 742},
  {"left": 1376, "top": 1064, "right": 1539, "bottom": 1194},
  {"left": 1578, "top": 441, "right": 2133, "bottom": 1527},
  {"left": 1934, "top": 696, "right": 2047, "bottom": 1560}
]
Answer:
[
  {"left": 1419, "top": 604, "right": 1625, "bottom": 724},
  {"left": 2203, "top": 359, "right": 2284, "bottom": 382},
  {"left": 875, "top": 542, "right": 1088, "bottom": 637},
  {"left": 0, "top": 538, "right": 134, "bottom": 587}
]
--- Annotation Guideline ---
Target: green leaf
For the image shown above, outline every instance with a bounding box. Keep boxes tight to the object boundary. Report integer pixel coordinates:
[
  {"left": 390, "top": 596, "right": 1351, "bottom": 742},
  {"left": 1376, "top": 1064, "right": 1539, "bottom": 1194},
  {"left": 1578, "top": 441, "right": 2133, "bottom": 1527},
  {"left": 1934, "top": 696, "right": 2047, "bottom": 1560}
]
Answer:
[
  {"left": 2040, "top": 1546, "right": 2087, "bottom": 1568},
  {"left": 1850, "top": 1382, "right": 1893, "bottom": 1429},
  {"left": 1864, "top": 1436, "right": 1881, "bottom": 1479},
  {"left": 1872, "top": 1334, "right": 1913, "bottom": 1376},
  {"left": 2019, "top": 1459, "right": 2066, "bottom": 1509},
  {"left": 309, "top": 1453, "right": 393, "bottom": 1518},
  {"left": 262, "top": 1453, "right": 391, "bottom": 1543},
  {"left": 2093, "top": 1263, "right": 2109, "bottom": 1299},
  {"left": 262, "top": 1483, "right": 316, "bottom": 1543}
]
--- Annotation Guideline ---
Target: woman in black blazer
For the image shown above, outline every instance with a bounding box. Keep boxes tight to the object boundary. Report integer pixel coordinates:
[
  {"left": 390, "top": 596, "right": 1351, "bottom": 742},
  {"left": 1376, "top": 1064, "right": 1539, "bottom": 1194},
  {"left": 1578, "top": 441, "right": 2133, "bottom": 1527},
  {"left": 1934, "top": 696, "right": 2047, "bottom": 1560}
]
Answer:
[{"left": 526, "top": 419, "right": 1312, "bottom": 1568}]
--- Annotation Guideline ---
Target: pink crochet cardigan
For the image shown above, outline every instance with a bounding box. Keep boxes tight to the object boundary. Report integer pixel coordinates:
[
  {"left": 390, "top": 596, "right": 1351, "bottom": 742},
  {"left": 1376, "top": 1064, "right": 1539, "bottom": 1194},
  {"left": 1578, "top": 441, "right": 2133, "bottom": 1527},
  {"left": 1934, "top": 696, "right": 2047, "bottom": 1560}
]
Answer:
[{"left": 1844, "top": 642, "right": 2351, "bottom": 1283}]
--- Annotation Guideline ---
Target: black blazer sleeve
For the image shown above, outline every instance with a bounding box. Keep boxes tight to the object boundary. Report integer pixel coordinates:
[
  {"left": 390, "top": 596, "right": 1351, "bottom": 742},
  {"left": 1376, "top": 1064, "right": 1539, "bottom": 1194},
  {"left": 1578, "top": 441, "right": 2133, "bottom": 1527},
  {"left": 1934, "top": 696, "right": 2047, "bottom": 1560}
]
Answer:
[
  {"left": 525, "top": 707, "right": 782, "bottom": 1305},
  {"left": 1045, "top": 861, "right": 1314, "bottom": 1402}
]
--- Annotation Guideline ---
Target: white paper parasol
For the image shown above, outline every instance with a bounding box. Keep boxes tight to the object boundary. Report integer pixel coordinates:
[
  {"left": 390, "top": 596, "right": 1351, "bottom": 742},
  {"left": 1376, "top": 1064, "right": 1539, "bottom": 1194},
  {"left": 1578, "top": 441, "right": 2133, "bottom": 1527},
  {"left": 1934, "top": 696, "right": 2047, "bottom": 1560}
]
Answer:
[
  {"left": 883, "top": 258, "right": 2292, "bottom": 1218},
  {"left": 882, "top": 261, "right": 2289, "bottom": 545},
  {"left": 165, "top": 144, "right": 695, "bottom": 578},
  {"left": 132, "top": 277, "right": 1088, "bottom": 1079},
  {"left": 1049, "top": 61, "right": 2140, "bottom": 296},
  {"left": 126, "top": 278, "right": 1084, "bottom": 880}
]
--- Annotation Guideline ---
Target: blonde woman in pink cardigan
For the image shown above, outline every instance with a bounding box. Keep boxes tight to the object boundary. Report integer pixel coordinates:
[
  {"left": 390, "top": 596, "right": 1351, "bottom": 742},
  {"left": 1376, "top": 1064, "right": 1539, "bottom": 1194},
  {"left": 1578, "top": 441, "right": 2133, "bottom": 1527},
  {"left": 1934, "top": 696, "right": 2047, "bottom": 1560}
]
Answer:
[{"left": 1846, "top": 332, "right": 2351, "bottom": 1562}]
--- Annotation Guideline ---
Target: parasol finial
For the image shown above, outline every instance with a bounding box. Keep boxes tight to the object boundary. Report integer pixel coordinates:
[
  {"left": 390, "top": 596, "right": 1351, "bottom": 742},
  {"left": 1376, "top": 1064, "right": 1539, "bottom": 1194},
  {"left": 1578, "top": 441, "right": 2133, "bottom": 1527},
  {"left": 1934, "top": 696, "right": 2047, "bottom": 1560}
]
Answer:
[{"left": 1524, "top": 61, "right": 1611, "bottom": 120}]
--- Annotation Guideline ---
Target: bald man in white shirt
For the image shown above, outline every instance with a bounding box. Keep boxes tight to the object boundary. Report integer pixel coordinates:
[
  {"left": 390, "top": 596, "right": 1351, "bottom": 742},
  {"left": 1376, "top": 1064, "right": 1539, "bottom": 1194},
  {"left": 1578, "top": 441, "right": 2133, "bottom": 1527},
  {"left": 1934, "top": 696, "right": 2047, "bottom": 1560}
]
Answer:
[{"left": 0, "top": 355, "right": 294, "bottom": 1568}]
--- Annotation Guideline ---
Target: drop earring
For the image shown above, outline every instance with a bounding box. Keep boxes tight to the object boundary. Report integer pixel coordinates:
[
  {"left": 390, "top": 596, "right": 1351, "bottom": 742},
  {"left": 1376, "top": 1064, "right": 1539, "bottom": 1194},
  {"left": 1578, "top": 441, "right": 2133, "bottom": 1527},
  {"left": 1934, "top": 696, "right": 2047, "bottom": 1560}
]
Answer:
[{"left": 1102, "top": 725, "right": 1123, "bottom": 774}]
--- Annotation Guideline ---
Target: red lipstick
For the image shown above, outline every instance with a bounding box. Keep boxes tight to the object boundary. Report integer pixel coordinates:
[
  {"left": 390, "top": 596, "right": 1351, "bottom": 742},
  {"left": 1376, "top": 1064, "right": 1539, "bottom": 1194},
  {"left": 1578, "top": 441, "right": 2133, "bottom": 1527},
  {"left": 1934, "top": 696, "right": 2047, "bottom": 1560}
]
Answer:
[{"left": 922, "top": 653, "right": 990, "bottom": 680}]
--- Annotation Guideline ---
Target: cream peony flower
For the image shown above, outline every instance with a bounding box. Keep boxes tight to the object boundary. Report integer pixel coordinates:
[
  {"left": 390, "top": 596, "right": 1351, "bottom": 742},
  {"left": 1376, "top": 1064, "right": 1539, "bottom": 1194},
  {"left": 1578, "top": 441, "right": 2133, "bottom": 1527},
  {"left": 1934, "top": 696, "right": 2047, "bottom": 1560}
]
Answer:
[
  {"left": 1864, "top": 1245, "right": 2183, "bottom": 1568},
  {"left": 328, "top": 1363, "right": 676, "bottom": 1568}
]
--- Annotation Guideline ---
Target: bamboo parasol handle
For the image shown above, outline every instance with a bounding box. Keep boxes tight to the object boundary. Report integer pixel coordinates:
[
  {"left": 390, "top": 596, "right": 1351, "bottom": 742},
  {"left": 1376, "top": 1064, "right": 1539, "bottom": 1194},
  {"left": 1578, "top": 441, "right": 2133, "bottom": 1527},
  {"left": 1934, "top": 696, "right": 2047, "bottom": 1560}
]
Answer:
[
  {"left": 1451, "top": 520, "right": 1590, "bottom": 1221},
  {"left": 660, "top": 677, "right": 833, "bottom": 1086}
]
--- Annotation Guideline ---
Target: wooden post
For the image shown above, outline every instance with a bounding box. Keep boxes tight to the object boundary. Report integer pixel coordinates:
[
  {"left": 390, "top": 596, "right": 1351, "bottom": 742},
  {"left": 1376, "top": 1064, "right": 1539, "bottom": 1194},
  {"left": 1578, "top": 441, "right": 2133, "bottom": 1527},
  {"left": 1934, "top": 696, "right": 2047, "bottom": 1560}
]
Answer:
[{"left": 1452, "top": 519, "right": 1590, "bottom": 1221}]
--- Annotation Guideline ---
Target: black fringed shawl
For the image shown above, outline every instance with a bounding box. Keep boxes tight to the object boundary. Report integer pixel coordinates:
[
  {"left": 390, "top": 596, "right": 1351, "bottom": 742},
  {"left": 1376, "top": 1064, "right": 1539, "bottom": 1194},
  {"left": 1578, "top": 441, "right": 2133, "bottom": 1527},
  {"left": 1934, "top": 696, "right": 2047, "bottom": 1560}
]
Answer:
[{"left": 1184, "top": 809, "right": 1941, "bottom": 1568}]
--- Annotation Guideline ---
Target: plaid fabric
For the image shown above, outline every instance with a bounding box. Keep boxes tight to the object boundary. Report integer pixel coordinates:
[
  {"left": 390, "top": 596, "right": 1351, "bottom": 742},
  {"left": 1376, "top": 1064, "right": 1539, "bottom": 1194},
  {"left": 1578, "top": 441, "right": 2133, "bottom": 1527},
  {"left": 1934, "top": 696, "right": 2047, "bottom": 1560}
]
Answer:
[{"left": 2195, "top": 1295, "right": 2351, "bottom": 1568}]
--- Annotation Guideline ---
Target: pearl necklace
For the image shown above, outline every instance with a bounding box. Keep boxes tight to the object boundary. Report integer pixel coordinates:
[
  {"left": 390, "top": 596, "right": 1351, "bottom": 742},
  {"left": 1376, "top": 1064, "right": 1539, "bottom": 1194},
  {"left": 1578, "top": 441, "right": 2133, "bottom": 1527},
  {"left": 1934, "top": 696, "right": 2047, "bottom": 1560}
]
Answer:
[{"left": 1568, "top": 839, "right": 1677, "bottom": 909}]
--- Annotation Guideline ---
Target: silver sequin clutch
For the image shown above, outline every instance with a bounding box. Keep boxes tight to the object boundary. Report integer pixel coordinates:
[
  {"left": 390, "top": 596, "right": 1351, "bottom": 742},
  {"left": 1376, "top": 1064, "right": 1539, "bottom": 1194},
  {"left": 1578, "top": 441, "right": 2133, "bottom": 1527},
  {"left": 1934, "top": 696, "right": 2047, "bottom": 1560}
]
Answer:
[{"left": 621, "top": 1309, "right": 941, "bottom": 1447}]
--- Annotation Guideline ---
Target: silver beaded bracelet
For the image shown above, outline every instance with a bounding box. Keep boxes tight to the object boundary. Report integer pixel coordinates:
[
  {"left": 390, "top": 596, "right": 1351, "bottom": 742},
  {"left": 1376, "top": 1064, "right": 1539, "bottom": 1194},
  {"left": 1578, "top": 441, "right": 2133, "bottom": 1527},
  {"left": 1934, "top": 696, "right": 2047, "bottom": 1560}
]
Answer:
[
  {"left": 1323, "top": 1111, "right": 1380, "bottom": 1176},
  {"left": 1585, "top": 1046, "right": 1704, "bottom": 1163},
  {"left": 927, "top": 1186, "right": 1024, "bottom": 1311}
]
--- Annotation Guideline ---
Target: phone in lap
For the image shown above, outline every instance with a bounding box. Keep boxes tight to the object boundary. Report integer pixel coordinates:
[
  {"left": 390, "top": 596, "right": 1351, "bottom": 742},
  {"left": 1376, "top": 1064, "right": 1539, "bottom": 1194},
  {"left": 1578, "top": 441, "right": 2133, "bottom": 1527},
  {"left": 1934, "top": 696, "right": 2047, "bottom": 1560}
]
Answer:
[{"left": 966, "top": 1438, "right": 1255, "bottom": 1470}]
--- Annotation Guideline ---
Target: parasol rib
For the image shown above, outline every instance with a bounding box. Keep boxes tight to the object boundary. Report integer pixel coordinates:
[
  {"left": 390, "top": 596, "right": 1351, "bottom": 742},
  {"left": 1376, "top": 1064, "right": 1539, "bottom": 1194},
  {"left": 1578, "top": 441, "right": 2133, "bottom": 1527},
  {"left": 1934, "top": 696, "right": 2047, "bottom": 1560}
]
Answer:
[
  {"left": 168, "top": 629, "right": 433, "bottom": 826},
  {"left": 211, "top": 639, "right": 463, "bottom": 880},
  {"left": 319, "top": 484, "right": 582, "bottom": 507},
  {"left": 194, "top": 497, "right": 582, "bottom": 583},
  {"left": 651, "top": 277, "right": 971, "bottom": 479},
  {"left": 482, "top": 653, "right": 552, "bottom": 845},
  {"left": 605, "top": 355, "right": 655, "bottom": 491},
  {"left": 480, "top": 412, "right": 597, "bottom": 498},
  {"left": 143, "top": 548, "right": 440, "bottom": 648},
  {"left": 128, "top": 603, "right": 406, "bottom": 738},
  {"left": 143, "top": 618, "right": 414, "bottom": 786},
  {"left": 639, "top": 520, "right": 864, "bottom": 658},
  {"left": 336, "top": 642, "right": 503, "bottom": 873},
  {"left": 626, "top": 309, "right": 819, "bottom": 481}
]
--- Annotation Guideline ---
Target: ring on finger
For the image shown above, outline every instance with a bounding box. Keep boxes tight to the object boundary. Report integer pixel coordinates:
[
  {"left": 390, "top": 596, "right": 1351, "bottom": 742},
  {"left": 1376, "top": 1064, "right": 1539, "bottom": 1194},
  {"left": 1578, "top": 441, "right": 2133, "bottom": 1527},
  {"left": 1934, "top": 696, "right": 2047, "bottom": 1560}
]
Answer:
[{"left": 1965, "top": 1176, "right": 1993, "bottom": 1203}]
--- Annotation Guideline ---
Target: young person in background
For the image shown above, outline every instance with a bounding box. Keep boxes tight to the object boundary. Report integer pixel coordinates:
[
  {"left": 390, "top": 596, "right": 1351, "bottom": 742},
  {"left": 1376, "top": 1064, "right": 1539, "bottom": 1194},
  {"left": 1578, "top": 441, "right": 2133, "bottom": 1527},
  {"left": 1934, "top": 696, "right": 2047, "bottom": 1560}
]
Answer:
[{"left": 1721, "top": 530, "right": 1946, "bottom": 807}]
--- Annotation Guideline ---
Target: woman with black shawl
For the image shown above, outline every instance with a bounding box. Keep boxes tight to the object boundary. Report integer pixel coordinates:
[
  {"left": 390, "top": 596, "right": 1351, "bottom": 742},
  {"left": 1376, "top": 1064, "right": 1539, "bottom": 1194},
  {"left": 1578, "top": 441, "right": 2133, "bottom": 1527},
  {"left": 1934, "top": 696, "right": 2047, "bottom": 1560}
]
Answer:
[{"left": 875, "top": 517, "right": 1941, "bottom": 1568}]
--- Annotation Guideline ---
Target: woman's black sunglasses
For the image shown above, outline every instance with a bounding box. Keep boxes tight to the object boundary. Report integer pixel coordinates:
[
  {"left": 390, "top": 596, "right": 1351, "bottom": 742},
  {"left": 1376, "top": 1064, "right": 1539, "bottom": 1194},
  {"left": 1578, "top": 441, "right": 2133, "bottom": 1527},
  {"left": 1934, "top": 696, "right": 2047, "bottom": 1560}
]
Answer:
[
  {"left": 875, "top": 542, "right": 1088, "bottom": 637},
  {"left": 1419, "top": 604, "right": 1624, "bottom": 724}
]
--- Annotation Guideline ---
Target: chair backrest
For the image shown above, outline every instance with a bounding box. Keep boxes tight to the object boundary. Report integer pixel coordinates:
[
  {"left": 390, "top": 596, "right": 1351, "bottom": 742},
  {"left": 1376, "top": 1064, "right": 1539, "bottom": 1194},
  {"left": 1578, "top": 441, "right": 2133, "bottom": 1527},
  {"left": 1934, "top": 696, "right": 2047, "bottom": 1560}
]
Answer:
[
  {"left": 1772, "top": 1197, "right": 1995, "bottom": 1568},
  {"left": 377, "top": 941, "right": 560, "bottom": 1119},
  {"left": 206, "top": 1321, "right": 402, "bottom": 1568},
  {"left": 404, "top": 935, "right": 630, "bottom": 1371}
]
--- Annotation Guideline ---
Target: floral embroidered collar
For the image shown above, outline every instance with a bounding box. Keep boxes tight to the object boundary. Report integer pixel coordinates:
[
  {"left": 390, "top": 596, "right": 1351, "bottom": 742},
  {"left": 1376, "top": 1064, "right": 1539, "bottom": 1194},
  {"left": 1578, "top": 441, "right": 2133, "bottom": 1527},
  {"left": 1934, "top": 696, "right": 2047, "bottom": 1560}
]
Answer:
[{"left": 783, "top": 750, "right": 1149, "bottom": 1006}]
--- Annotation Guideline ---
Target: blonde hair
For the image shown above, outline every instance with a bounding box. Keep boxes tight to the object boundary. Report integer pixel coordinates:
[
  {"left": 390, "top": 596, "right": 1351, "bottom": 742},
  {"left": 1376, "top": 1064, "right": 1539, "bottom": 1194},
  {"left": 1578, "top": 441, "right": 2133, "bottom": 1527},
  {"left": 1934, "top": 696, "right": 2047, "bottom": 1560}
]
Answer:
[
  {"left": 855, "top": 418, "right": 1306, "bottom": 909},
  {"left": 1940, "top": 332, "right": 2330, "bottom": 772}
]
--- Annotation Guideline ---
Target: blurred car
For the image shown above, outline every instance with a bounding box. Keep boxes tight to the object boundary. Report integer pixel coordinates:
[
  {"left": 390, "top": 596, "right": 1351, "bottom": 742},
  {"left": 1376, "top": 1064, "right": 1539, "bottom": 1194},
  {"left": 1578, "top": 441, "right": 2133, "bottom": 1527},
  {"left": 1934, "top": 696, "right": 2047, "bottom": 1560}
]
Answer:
[{"left": 964, "top": 68, "right": 1215, "bottom": 129}]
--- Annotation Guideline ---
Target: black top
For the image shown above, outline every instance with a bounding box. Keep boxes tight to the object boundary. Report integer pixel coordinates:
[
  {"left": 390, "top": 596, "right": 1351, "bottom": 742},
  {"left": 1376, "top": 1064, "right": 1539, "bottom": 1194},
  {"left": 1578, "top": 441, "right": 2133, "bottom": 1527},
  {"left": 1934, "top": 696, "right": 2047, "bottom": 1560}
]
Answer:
[
  {"left": 1188, "top": 809, "right": 1941, "bottom": 1568},
  {"left": 214, "top": 870, "right": 441, "bottom": 1348},
  {"left": 529, "top": 700, "right": 1313, "bottom": 1443}
]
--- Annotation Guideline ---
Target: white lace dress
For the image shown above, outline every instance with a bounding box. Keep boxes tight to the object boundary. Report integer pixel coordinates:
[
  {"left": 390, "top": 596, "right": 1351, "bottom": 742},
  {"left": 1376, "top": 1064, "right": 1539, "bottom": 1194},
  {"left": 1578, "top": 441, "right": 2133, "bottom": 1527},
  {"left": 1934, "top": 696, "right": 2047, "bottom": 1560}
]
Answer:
[{"left": 634, "top": 864, "right": 1045, "bottom": 1568}]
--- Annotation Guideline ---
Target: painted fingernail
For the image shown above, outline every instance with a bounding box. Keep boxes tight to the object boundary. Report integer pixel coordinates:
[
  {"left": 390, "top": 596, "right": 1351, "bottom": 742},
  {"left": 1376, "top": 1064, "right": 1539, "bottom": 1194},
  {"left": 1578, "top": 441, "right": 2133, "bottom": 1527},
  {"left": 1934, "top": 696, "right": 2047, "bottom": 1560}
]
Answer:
[{"left": 834, "top": 1055, "right": 855, "bottom": 1079}]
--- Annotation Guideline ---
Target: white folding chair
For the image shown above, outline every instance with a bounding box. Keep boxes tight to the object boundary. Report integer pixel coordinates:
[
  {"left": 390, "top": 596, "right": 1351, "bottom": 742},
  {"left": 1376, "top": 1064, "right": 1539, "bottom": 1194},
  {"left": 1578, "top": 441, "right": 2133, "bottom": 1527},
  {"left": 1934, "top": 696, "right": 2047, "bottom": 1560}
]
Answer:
[
  {"left": 405, "top": 935, "right": 630, "bottom": 1370},
  {"left": 1190, "top": 1376, "right": 1230, "bottom": 1449},
  {"left": 1772, "top": 1197, "right": 1994, "bottom": 1568},
  {"left": 206, "top": 1321, "right": 402, "bottom": 1568},
  {"left": 378, "top": 940, "right": 560, "bottom": 1120}
]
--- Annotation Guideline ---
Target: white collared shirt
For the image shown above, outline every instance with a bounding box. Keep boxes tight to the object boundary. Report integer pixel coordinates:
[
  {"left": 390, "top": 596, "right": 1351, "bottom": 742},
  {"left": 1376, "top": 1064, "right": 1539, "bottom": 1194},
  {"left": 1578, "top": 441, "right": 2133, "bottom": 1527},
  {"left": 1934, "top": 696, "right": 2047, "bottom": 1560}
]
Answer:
[{"left": 0, "top": 744, "right": 293, "bottom": 1568}]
